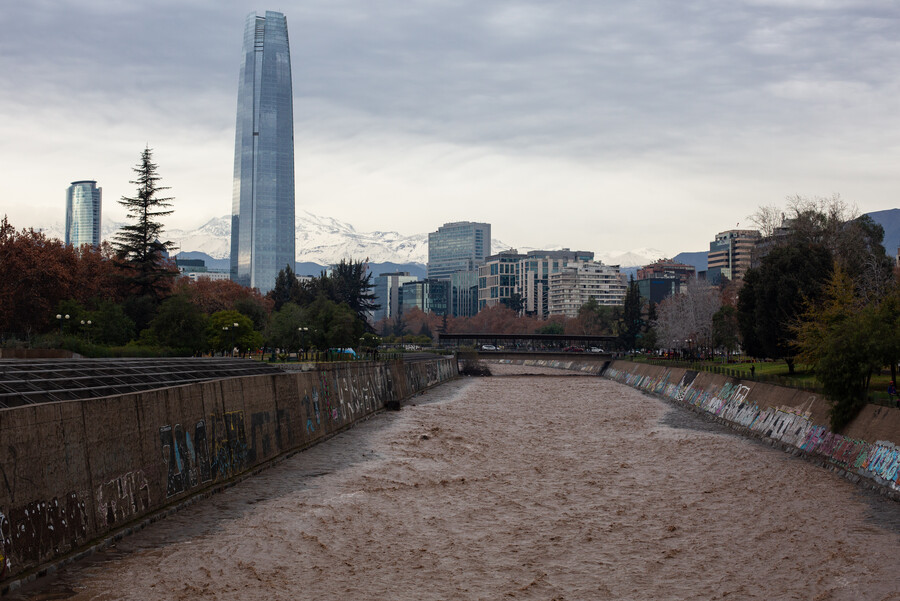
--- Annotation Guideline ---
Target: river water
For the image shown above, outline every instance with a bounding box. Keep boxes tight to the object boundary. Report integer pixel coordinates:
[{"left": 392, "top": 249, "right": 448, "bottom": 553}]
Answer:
[{"left": 11, "top": 364, "right": 900, "bottom": 600}]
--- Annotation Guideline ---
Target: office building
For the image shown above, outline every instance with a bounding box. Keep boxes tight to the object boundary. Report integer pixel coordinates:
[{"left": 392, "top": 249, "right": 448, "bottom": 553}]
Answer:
[
  {"left": 517, "top": 249, "right": 594, "bottom": 318},
  {"left": 477, "top": 249, "right": 525, "bottom": 311},
  {"left": 707, "top": 229, "right": 760, "bottom": 284},
  {"left": 65, "top": 180, "right": 101, "bottom": 249},
  {"left": 548, "top": 261, "right": 627, "bottom": 318},
  {"left": 636, "top": 259, "right": 695, "bottom": 284},
  {"left": 450, "top": 270, "right": 478, "bottom": 318},
  {"left": 637, "top": 278, "right": 682, "bottom": 306},
  {"left": 427, "top": 221, "right": 491, "bottom": 280},
  {"left": 401, "top": 280, "right": 450, "bottom": 316},
  {"left": 372, "top": 272, "right": 418, "bottom": 323},
  {"left": 230, "top": 11, "right": 295, "bottom": 293}
]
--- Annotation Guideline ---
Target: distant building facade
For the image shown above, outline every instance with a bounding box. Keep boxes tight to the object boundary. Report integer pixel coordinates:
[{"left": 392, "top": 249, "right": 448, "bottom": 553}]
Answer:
[
  {"left": 372, "top": 272, "right": 418, "bottom": 323},
  {"left": 230, "top": 11, "right": 295, "bottom": 294},
  {"left": 450, "top": 270, "right": 478, "bottom": 318},
  {"left": 427, "top": 221, "right": 491, "bottom": 280},
  {"left": 65, "top": 180, "right": 101, "bottom": 249},
  {"left": 401, "top": 279, "right": 450, "bottom": 316},
  {"left": 636, "top": 259, "right": 695, "bottom": 284},
  {"left": 548, "top": 261, "right": 627, "bottom": 318},
  {"left": 636, "top": 278, "right": 681, "bottom": 306},
  {"left": 517, "top": 249, "right": 594, "bottom": 318},
  {"left": 477, "top": 249, "right": 525, "bottom": 311},
  {"left": 707, "top": 229, "right": 761, "bottom": 284}
]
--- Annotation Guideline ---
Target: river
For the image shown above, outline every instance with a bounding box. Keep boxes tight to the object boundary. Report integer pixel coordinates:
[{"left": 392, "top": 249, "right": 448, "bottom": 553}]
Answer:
[{"left": 10, "top": 364, "right": 900, "bottom": 600}]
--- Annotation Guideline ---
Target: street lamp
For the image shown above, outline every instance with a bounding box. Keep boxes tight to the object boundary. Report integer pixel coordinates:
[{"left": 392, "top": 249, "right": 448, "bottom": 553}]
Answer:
[
  {"left": 56, "top": 313, "right": 70, "bottom": 335},
  {"left": 233, "top": 322, "right": 239, "bottom": 357},
  {"left": 298, "top": 326, "right": 309, "bottom": 359},
  {"left": 80, "top": 319, "right": 92, "bottom": 341}
]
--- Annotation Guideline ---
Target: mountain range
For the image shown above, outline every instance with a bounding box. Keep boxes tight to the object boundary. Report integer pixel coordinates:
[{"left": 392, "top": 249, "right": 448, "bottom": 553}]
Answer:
[
  {"left": 38, "top": 210, "right": 670, "bottom": 274},
  {"left": 37, "top": 209, "right": 898, "bottom": 276}
]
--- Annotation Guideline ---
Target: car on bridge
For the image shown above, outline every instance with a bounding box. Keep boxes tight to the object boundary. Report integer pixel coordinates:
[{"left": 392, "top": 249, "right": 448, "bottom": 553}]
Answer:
[
  {"left": 589, "top": 347, "right": 605, "bottom": 353},
  {"left": 562, "top": 346, "right": 585, "bottom": 352},
  {"left": 481, "top": 344, "right": 497, "bottom": 351}
]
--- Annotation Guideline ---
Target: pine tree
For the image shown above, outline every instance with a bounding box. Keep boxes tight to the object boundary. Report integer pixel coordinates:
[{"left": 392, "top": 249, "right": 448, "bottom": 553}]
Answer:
[{"left": 113, "top": 146, "right": 177, "bottom": 299}]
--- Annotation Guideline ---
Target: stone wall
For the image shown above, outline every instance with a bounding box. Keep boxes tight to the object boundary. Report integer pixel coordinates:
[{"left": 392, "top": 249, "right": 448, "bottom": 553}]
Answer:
[
  {"left": 604, "top": 360, "right": 900, "bottom": 499},
  {"left": 0, "top": 358, "right": 456, "bottom": 586}
]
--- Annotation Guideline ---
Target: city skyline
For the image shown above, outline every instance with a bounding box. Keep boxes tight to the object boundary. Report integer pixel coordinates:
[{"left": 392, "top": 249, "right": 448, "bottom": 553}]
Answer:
[
  {"left": 2, "top": 1, "right": 900, "bottom": 259},
  {"left": 231, "top": 10, "right": 296, "bottom": 293}
]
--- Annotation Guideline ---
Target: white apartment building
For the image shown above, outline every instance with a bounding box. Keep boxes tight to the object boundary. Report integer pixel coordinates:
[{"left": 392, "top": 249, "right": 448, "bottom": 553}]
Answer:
[{"left": 548, "top": 261, "right": 627, "bottom": 318}]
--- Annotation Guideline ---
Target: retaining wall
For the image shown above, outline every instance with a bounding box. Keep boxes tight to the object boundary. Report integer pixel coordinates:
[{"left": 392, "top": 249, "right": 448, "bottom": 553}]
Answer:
[
  {"left": 604, "top": 360, "right": 900, "bottom": 499},
  {"left": 0, "top": 358, "right": 456, "bottom": 587},
  {"left": 489, "top": 358, "right": 609, "bottom": 375}
]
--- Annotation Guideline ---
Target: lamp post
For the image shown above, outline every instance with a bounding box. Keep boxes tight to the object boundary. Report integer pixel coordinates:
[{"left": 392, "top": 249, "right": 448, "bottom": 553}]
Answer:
[
  {"left": 298, "top": 326, "right": 308, "bottom": 360},
  {"left": 80, "top": 319, "right": 92, "bottom": 342},
  {"left": 222, "top": 326, "right": 229, "bottom": 357},
  {"left": 56, "top": 313, "right": 70, "bottom": 335},
  {"left": 233, "top": 322, "right": 239, "bottom": 357}
]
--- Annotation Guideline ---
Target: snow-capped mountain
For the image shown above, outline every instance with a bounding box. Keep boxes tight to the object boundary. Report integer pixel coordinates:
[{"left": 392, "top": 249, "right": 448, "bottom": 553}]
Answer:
[{"left": 38, "top": 212, "right": 665, "bottom": 268}]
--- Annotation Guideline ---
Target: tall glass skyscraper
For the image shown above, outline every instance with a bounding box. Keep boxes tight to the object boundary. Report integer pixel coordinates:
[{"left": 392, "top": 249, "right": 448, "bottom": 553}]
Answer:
[
  {"left": 427, "top": 221, "right": 491, "bottom": 280},
  {"left": 65, "top": 180, "right": 102, "bottom": 249},
  {"left": 231, "top": 11, "right": 295, "bottom": 293}
]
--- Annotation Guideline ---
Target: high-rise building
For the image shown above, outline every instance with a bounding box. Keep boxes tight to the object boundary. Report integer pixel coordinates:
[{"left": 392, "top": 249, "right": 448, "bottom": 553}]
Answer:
[
  {"left": 707, "top": 229, "right": 760, "bottom": 284},
  {"left": 65, "top": 180, "right": 101, "bottom": 249},
  {"left": 450, "top": 270, "right": 478, "bottom": 318},
  {"left": 517, "top": 249, "right": 594, "bottom": 318},
  {"left": 230, "top": 11, "right": 295, "bottom": 293},
  {"left": 401, "top": 280, "right": 450, "bottom": 316},
  {"left": 371, "top": 272, "right": 418, "bottom": 323},
  {"left": 427, "top": 221, "right": 491, "bottom": 280},
  {"left": 477, "top": 249, "right": 525, "bottom": 311}
]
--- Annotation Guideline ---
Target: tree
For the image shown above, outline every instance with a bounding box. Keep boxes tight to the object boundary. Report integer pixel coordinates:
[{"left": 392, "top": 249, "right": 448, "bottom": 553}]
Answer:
[
  {"left": 301, "top": 294, "right": 365, "bottom": 350},
  {"left": 737, "top": 242, "right": 832, "bottom": 373},
  {"left": 501, "top": 292, "right": 525, "bottom": 314},
  {"left": 319, "top": 259, "right": 379, "bottom": 324},
  {"left": 620, "top": 276, "right": 643, "bottom": 351},
  {"left": 113, "top": 146, "right": 177, "bottom": 300},
  {"left": 653, "top": 279, "right": 720, "bottom": 354},
  {"left": 265, "top": 302, "right": 305, "bottom": 352},
  {"left": 148, "top": 294, "right": 207, "bottom": 353},
  {"left": 795, "top": 266, "right": 881, "bottom": 430},
  {"left": 206, "top": 310, "right": 260, "bottom": 355},
  {"left": 268, "top": 265, "right": 301, "bottom": 311},
  {"left": 711, "top": 305, "right": 740, "bottom": 361}
]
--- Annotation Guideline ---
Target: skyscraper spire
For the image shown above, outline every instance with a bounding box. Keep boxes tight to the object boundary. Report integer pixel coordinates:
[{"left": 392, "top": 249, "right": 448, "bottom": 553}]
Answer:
[{"left": 231, "top": 10, "right": 295, "bottom": 293}]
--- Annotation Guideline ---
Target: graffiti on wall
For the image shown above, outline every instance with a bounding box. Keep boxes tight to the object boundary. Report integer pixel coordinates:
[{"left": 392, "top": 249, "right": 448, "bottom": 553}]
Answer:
[
  {"left": 0, "top": 492, "right": 88, "bottom": 570},
  {"left": 607, "top": 363, "right": 900, "bottom": 491},
  {"left": 96, "top": 470, "right": 150, "bottom": 527}
]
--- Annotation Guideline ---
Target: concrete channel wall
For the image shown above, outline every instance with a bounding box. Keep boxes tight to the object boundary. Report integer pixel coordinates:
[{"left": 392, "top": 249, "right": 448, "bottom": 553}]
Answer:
[
  {"left": 603, "top": 360, "right": 900, "bottom": 499},
  {"left": 0, "top": 358, "right": 456, "bottom": 587}
]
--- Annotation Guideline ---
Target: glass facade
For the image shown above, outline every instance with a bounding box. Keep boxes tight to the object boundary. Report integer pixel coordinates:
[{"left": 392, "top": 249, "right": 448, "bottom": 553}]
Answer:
[
  {"left": 231, "top": 11, "right": 295, "bottom": 293},
  {"left": 427, "top": 221, "right": 491, "bottom": 280},
  {"left": 372, "top": 272, "right": 418, "bottom": 323},
  {"left": 65, "top": 180, "right": 101, "bottom": 249}
]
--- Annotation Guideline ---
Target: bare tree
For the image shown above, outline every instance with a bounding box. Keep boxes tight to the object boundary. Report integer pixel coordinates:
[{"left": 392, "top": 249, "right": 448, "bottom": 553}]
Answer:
[{"left": 653, "top": 279, "right": 721, "bottom": 353}]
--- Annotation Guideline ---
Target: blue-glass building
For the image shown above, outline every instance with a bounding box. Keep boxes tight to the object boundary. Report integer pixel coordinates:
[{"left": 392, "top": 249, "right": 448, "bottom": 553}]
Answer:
[
  {"left": 65, "top": 180, "right": 101, "bottom": 249},
  {"left": 231, "top": 11, "right": 295, "bottom": 293},
  {"left": 427, "top": 221, "right": 491, "bottom": 280}
]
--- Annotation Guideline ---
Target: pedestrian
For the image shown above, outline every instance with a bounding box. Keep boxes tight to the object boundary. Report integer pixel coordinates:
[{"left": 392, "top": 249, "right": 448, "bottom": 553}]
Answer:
[
  {"left": 750, "top": 365, "right": 755, "bottom": 378},
  {"left": 888, "top": 381, "right": 898, "bottom": 408}
]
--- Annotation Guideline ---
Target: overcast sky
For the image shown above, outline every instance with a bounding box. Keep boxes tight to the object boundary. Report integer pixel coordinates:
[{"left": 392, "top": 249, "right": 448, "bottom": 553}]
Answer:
[{"left": 2, "top": 0, "right": 899, "bottom": 257}]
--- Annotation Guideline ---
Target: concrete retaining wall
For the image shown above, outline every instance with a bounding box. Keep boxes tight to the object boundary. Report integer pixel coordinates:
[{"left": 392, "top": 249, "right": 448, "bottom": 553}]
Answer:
[
  {"left": 489, "top": 357, "right": 609, "bottom": 375},
  {"left": 0, "top": 358, "right": 456, "bottom": 586},
  {"left": 604, "top": 360, "right": 900, "bottom": 499}
]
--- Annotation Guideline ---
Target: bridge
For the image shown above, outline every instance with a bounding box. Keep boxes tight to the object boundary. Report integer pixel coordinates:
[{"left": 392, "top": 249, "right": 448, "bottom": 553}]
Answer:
[{"left": 436, "top": 332, "right": 617, "bottom": 352}]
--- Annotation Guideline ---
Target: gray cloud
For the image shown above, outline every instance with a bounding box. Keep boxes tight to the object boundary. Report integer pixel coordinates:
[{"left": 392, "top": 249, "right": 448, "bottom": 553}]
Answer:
[{"left": 1, "top": 0, "right": 898, "bottom": 254}]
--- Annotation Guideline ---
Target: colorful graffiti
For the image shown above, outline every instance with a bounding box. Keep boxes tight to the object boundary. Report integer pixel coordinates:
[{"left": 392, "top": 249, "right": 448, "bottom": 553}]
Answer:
[{"left": 606, "top": 363, "right": 900, "bottom": 492}]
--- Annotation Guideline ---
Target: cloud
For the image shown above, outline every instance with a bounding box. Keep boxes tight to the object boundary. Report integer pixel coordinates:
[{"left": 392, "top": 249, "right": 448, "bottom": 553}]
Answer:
[{"left": 1, "top": 0, "right": 899, "bottom": 257}]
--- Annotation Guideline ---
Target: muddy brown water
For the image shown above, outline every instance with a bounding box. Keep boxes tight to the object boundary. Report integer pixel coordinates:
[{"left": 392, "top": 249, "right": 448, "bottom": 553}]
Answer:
[{"left": 10, "top": 365, "right": 900, "bottom": 600}]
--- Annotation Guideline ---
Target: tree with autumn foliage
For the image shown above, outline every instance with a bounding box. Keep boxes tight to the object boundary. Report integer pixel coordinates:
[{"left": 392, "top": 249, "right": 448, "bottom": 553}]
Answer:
[{"left": 0, "top": 218, "right": 124, "bottom": 339}]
